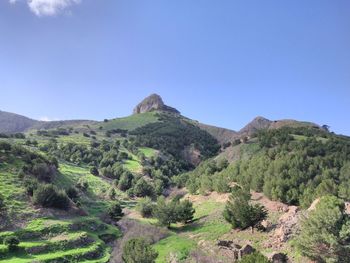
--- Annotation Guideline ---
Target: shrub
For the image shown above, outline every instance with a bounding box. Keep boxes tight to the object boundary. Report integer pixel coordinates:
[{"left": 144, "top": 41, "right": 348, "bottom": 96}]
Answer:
[
  {"left": 66, "top": 187, "right": 79, "bottom": 201},
  {"left": 31, "top": 162, "right": 54, "bottom": 182},
  {"left": 3, "top": 236, "right": 20, "bottom": 251},
  {"left": 24, "top": 178, "right": 39, "bottom": 196},
  {"left": 0, "top": 194, "right": 5, "bottom": 211},
  {"left": 122, "top": 238, "right": 158, "bottom": 263},
  {"left": 240, "top": 252, "right": 271, "bottom": 263},
  {"left": 137, "top": 197, "right": 155, "bottom": 218},
  {"left": 76, "top": 178, "right": 89, "bottom": 192},
  {"left": 33, "top": 184, "right": 70, "bottom": 210},
  {"left": 90, "top": 166, "right": 99, "bottom": 176},
  {"left": 108, "top": 201, "right": 124, "bottom": 221}
]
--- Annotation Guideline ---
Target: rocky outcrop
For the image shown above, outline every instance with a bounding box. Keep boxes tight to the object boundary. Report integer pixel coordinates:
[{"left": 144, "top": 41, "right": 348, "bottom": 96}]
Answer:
[
  {"left": 133, "top": 94, "right": 180, "bottom": 115},
  {"left": 217, "top": 241, "right": 255, "bottom": 261}
]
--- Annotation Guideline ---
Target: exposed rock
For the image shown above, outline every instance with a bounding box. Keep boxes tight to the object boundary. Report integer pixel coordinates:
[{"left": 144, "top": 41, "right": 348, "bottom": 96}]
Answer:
[
  {"left": 133, "top": 94, "right": 180, "bottom": 115},
  {"left": 273, "top": 206, "right": 301, "bottom": 243},
  {"left": 217, "top": 241, "right": 255, "bottom": 261}
]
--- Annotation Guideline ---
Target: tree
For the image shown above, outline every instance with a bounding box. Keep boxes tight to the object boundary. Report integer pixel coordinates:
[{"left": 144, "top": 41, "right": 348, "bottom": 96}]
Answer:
[
  {"left": 153, "top": 197, "right": 195, "bottom": 227},
  {"left": 33, "top": 184, "right": 70, "bottom": 210},
  {"left": 137, "top": 197, "right": 155, "bottom": 218},
  {"left": 295, "top": 196, "right": 350, "bottom": 262},
  {"left": 4, "top": 236, "right": 20, "bottom": 251},
  {"left": 122, "top": 238, "right": 158, "bottom": 263},
  {"left": 108, "top": 201, "right": 124, "bottom": 221},
  {"left": 176, "top": 199, "right": 195, "bottom": 224},
  {"left": 153, "top": 197, "right": 174, "bottom": 227},
  {"left": 223, "top": 186, "right": 267, "bottom": 233},
  {"left": 133, "top": 178, "right": 155, "bottom": 198}
]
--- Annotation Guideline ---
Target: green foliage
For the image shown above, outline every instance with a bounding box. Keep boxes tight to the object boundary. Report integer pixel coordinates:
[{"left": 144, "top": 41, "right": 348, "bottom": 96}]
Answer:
[
  {"left": 295, "top": 196, "right": 350, "bottom": 263},
  {"left": 133, "top": 178, "right": 155, "bottom": 198},
  {"left": 108, "top": 201, "right": 124, "bottom": 221},
  {"left": 65, "top": 186, "right": 79, "bottom": 201},
  {"left": 137, "top": 197, "right": 155, "bottom": 218},
  {"left": 3, "top": 236, "right": 20, "bottom": 251},
  {"left": 33, "top": 184, "right": 70, "bottom": 210},
  {"left": 0, "top": 193, "right": 5, "bottom": 211},
  {"left": 239, "top": 252, "right": 271, "bottom": 263},
  {"left": 174, "top": 158, "right": 230, "bottom": 194},
  {"left": 153, "top": 197, "right": 195, "bottom": 227},
  {"left": 223, "top": 187, "right": 267, "bottom": 231},
  {"left": 217, "top": 129, "right": 350, "bottom": 206},
  {"left": 90, "top": 166, "right": 99, "bottom": 176},
  {"left": 130, "top": 114, "right": 220, "bottom": 163},
  {"left": 122, "top": 238, "right": 158, "bottom": 263}
]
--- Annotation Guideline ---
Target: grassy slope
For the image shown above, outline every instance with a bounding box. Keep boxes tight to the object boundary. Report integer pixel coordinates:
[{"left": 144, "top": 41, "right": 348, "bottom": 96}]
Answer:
[{"left": 95, "top": 112, "right": 160, "bottom": 131}]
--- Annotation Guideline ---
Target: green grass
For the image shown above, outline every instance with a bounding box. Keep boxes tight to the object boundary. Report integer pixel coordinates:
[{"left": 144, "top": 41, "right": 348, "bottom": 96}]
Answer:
[
  {"left": 139, "top": 147, "right": 157, "bottom": 158},
  {"left": 0, "top": 217, "right": 121, "bottom": 263},
  {"left": 153, "top": 235, "right": 196, "bottom": 263},
  {"left": 123, "top": 159, "right": 142, "bottom": 174},
  {"left": 97, "top": 112, "right": 160, "bottom": 131}
]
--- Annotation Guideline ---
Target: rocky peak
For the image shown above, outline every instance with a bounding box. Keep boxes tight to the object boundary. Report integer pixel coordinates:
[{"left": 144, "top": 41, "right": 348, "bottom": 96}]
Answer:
[
  {"left": 239, "top": 116, "right": 272, "bottom": 135},
  {"left": 133, "top": 94, "right": 180, "bottom": 114}
]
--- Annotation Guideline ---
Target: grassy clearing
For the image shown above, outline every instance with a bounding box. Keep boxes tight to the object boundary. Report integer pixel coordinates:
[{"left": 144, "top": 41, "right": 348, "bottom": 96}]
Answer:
[
  {"left": 150, "top": 196, "right": 231, "bottom": 262},
  {"left": 154, "top": 235, "right": 196, "bottom": 263},
  {"left": 139, "top": 147, "right": 157, "bottom": 158},
  {"left": 97, "top": 112, "right": 159, "bottom": 131}
]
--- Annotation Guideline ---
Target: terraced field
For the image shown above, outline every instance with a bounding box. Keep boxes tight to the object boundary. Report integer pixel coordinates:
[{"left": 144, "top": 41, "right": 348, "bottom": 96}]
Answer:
[{"left": 0, "top": 217, "right": 121, "bottom": 263}]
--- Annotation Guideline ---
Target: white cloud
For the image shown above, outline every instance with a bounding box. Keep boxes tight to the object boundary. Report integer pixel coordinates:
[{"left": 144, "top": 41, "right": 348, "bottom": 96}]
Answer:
[
  {"left": 39, "top": 116, "right": 59, "bottom": 122},
  {"left": 9, "top": 0, "right": 82, "bottom": 16},
  {"left": 28, "top": 0, "right": 81, "bottom": 16}
]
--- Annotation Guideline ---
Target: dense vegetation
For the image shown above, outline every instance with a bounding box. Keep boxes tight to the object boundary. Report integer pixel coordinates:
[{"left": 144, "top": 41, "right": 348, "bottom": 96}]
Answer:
[
  {"left": 130, "top": 114, "right": 220, "bottom": 162},
  {"left": 181, "top": 127, "right": 350, "bottom": 207},
  {"left": 295, "top": 196, "right": 350, "bottom": 262}
]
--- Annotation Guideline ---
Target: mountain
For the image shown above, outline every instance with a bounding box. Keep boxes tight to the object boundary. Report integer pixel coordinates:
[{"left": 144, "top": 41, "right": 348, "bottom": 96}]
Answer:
[
  {"left": 0, "top": 110, "right": 38, "bottom": 133},
  {"left": 133, "top": 94, "right": 180, "bottom": 115},
  {"left": 238, "top": 116, "right": 321, "bottom": 137}
]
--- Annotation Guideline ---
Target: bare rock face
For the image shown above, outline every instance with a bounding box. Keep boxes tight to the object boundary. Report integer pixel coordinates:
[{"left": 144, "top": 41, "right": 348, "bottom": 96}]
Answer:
[{"left": 133, "top": 94, "right": 180, "bottom": 115}]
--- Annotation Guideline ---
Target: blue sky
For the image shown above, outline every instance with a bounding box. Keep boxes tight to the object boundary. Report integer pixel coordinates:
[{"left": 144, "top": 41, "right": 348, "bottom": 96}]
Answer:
[{"left": 0, "top": 1, "right": 349, "bottom": 135}]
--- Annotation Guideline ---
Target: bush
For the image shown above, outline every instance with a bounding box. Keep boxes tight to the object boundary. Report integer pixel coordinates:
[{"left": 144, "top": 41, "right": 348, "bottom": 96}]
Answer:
[
  {"left": 33, "top": 184, "right": 70, "bottom": 210},
  {"left": 122, "top": 238, "right": 158, "bottom": 263},
  {"left": 66, "top": 187, "right": 79, "bottom": 201},
  {"left": 90, "top": 166, "right": 99, "bottom": 176},
  {"left": 24, "top": 178, "right": 39, "bottom": 196},
  {"left": 137, "top": 197, "right": 155, "bottom": 218},
  {"left": 108, "top": 201, "right": 124, "bottom": 221},
  {"left": 3, "top": 236, "right": 20, "bottom": 251},
  {"left": 240, "top": 252, "right": 271, "bottom": 263},
  {"left": 0, "top": 194, "right": 5, "bottom": 211},
  {"left": 76, "top": 178, "right": 89, "bottom": 192}
]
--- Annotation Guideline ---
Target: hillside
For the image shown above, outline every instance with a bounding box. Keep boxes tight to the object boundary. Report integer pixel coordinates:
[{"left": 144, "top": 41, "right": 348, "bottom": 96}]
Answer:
[{"left": 1, "top": 94, "right": 349, "bottom": 263}]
